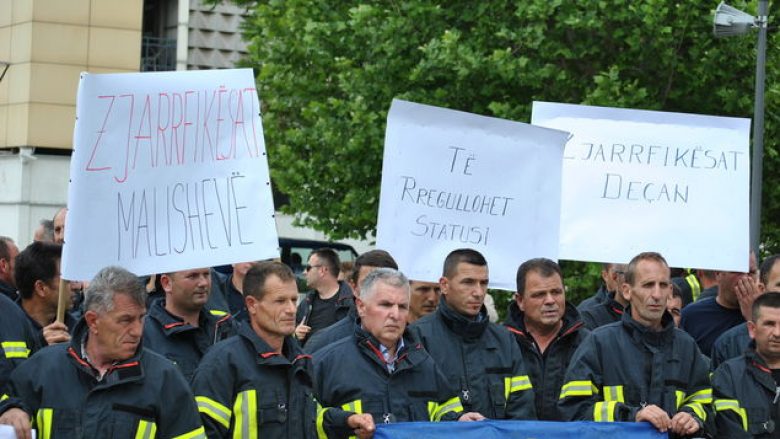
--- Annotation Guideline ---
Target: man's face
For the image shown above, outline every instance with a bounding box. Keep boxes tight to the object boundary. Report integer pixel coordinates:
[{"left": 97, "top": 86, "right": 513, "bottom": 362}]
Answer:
[
  {"left": 440, "top": 263, "right": 488, "bottom": 317},
  {"left": 518, "top": 271, "right": 565, "bottom": 330},
  {"left": 0, "top": 241, "right": 18, "bottom": 286},
  {"left": 305, "top": 254, "right": 325, "bottom": 289},
  {"left": 162, "top": 268, "right": 211, "bottom": 313},
  {"left": 408, "top": 281, "right": 440, "bottom": 322},
  {"left": 602, "top": 264, "right": 618, "bottom": 293},
  {"left": 667, "top": 295, "right": 683, "bottom": 327},
  {"left": 718, "top": 252, "right": 759, "bottom": 300},
  {"left": 36, "top": 259, "right": 65, "bottom": 311},
  {"left": 358, "top": 282, "right": 409, "bottom": 348},
  {"left": 749, "top": 306, "right": 780, "bottom": 365},
  {"left": 622, "top": 259, "right": 671, "bottom": 329},
  {"left": 88, "top": 293, "right": 146, "bottom": 362},
  {"left": 247, "top": 275, "right": 299, "bottom": 340},
  {"left": 763, "top": 260, "right": 780, "bottom": 292},
  {"left": 53, "top": 209, "right": 67, "bottom": 244}
]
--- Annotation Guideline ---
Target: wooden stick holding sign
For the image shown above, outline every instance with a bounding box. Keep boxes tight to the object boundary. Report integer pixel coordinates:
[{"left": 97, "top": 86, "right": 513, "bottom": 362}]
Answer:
[{"left": 56, "top": 278, "right": 69, "bottom": 324}]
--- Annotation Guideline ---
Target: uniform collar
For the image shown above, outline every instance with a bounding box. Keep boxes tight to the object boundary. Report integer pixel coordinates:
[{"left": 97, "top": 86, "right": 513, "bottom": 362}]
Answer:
[{"left": 437, "top": 296, "right": 488, "bottom": 341}]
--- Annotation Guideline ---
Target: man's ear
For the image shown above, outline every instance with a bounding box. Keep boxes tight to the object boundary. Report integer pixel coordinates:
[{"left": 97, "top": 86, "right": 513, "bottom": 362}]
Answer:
[
  {"left": 160, "top": 274, "right": 173, "bottom": 294},
  {"left": 620, "top": 282, "right": 631, "bottom": 303},
  {"left": 439, "top": 277, "right": 449, "bottom": 297},
  {"left": 33, "top": 279, "right": 49, "bottom": 298},
  {"left": 356, "top": 297, "right": 366, "bottom": 318},
  {"left": 84, "top": 310, "right": 99, "bottom": 332}
]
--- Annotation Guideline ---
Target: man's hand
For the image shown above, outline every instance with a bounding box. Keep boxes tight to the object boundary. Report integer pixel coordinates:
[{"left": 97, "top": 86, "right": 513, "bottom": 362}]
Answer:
[
  {"left": 636, "top": 404, "right": 671, "bottom": 433},
  {"left": 346, "top": 413, "right": 375, "bottom": 439},
  {"left": 670, "top": 411, "right": 701, "bottom": 436},
  {"left": 458, "top": 412, "right": 485, "bottom": 421},
  {"left": 42, "top": 321, "right": 71, "bottom": 345},
  {"left": 736, "top": 275, "right": 763, "bottom": 320},
  {"left": 294, "top": 323, "right": 311, "bottom": 341},
  {"left": 0, "top": 408, "right": 32, "bottom": 439}
]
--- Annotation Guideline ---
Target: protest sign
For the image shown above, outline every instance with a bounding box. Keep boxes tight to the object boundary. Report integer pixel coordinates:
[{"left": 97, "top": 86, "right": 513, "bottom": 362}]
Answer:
[
  {"left": 532, "top": 101, "right": 750, "bottom": 271},
  {"left": 374, "top": 420, "right": 666, "bottom": 439},
  {"left": 376, "top": 99, "right": 570, "bottom": 290},
  {"left": 62, "top": 69, "right": 278, "bottom": 280}
]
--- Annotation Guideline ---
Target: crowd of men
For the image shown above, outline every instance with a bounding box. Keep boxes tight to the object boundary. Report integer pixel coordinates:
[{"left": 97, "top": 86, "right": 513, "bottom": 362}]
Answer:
[{"left": 0, "top": 208, "right": 778, "bottom": 438}]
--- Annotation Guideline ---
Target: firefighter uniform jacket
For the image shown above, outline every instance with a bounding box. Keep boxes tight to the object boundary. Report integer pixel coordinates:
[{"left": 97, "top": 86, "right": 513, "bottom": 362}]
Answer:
[
  {"left": 712, "top": 345, "right": 780, "bottom": 438},
  {"left": 313, "top": 323, "right": 464, "bottom": 439},
  {"left": 0, "top": 319, "right": 205, "bottom": 439},
  {"left": 558, "top": 309, "right": 712, "bottom": 432},
  {"left": 410, "top": 298, "right": 536, "bottom": 420},
  {"left": 504, "top": 301, "right": 589, "bottom": 420},
  {"left": 579, "top": 293, "right": 624, "bottom": 330},
  {"left": 0, "top": 293, "right": 38, "bottom": 390},
  {"left": 143, "top": 298, "right": 237, "bottom": 382},
  {"left": 191, "top": 323, "right": 317, "bottom": 439}
]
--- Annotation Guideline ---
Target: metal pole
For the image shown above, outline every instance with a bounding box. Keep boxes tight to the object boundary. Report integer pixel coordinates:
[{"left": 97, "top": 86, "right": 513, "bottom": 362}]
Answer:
[{"left": 750, "top": 0, "right": 768, "bottom": 254}]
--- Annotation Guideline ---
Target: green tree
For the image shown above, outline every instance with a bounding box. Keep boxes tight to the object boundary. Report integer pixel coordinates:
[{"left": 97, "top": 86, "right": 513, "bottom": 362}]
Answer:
[{"left": 230, "top": 0, "right": 779, "bottom": 292}]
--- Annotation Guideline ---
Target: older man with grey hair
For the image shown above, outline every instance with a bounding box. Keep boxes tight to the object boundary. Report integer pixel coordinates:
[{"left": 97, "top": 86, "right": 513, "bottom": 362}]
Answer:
[
  {"left": 313, "top": 268, "right": 483, "bottom": 439},
  {"left": 0, "top": 266, "right": 205, "bottom": 439}
]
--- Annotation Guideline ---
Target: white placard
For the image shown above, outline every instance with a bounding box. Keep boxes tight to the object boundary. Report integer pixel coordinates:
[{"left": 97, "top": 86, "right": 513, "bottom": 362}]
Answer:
[
  {"left": 0, "top": 425, "right": 35, "bottom": 439},
  {"left": 532, "top": 101, "right": 750, "bottom": 271},
  {"left": 63, "top": 69, "right": 279, "bottom": 280},
  {"left": 376, "top": 99, "right": 570, "bottom": 290}
]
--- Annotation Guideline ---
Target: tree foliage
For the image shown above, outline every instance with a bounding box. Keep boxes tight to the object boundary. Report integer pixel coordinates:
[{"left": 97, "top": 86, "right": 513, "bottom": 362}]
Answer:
[{"left": 233, "top": 0, "right": 779, "bottom": 297}]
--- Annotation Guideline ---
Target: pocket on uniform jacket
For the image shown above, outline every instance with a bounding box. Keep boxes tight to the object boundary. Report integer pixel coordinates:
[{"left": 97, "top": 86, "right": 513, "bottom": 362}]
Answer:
[
  {"left": 745, "top": 406, "right": 775, "bottom": 436},
  {"left": 257, "top": 392, "right": 288, "bottom": 425}
]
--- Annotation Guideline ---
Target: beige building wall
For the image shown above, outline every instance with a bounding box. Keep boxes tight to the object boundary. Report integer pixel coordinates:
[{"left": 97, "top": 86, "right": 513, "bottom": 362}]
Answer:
[
  {"left": 0, "top": 0, "right": 143, "bottom": 247},
  {"left": 0, "top": 0, "right": 143, "bottom": 150}
]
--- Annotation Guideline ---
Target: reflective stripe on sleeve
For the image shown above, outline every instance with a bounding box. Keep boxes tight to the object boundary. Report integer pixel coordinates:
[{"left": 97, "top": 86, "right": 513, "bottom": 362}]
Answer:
[
  {"left": 593, "top": 401, "right": 618, "bottom": 422},
  {"left": 196, "top": 395, "right": 232, "bottom": 430},
  {"left": 559, "top": 380, "right": 598, "bottom": 399},
  {"left": 2, "top": 341, "right": 29, "bottom": 359},
  {"left": 232, "top": 390, "right": 258, "bottom": 439},
  {"left": 35, "top": 408, "right": 53, "bottom": 439},
  {"left": 430, "top": 396, "right": 463, "bottom": 422},
  {"left": 503, "top": 375, "right": 533, "bottom": 400},
  {"left": 684, "top": 388, "right": 713, "bottom": 405},
  {"left": 683, "top": 401, "right": 707, "bottom": 422},
  {"left": 714, "top": 399, "right": 748, "bottom": 431},
  {"left": 316, "top": 403, "right": 329, "bottom": 439},
  {"left": 602, "top": 385, "right": 624, "bottom": 403},
  {"left": 134, "top": 419, "right": 157, "bottom": 439}
]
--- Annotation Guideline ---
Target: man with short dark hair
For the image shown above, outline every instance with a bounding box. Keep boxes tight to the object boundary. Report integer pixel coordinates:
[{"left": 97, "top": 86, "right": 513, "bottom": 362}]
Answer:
[
  {"left": 505, "top": 258, "right": 589, "bottom": 420},
  {"left": 580, "top": 263, "right": 628, "bottom": 330},
  {"left": 0, "top": 266, "right": 205, "bottom": 439},
  {"left": 577, "top": 263, "right": 621, "bottom": 313},
  {"left": 295, "top": 248, "right": 353, "bottom": 344},
  {"left": 143, "top": 268, "right": 237, "bottom": 382},
  {"left": 303, "top": 250, "right": 397, "bottom": 353},
  {"left": 193, "top": 261, "right": 317, "bottom": 438},
  {"left": 559, "top": 252, "right": 711, "bottom": 436},
  {"left": 712, "top": 292, "right": 780, "bottom": 438},
  {"left": 681, "top": 252, "right": 758, "bottom": 356},
  {"left": 15, "top": 241, "right": 74, "bottom": 346},
  {"left": 314, "top": 268, "right": 482, "bottom": 438},
  {"left": 711, "top": 254, "right": 780, "bottom": 369},
  {"left": 668, "top": 283, "right": 684, "bottom": 327},
  {"left": 0, "top": 236, "right": 19, "bottom": 300},
  {"left": 412, "top": 248, "right": 536, "bottom": 420},
  {"left": 32, "top": 219, "right": 54, "bottom": 243}
]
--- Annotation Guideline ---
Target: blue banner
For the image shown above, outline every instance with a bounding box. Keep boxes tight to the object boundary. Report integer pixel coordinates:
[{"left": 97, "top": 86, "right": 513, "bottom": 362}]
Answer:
[{"left": 374, "top": 420, "right": 668, "bottom": 439}]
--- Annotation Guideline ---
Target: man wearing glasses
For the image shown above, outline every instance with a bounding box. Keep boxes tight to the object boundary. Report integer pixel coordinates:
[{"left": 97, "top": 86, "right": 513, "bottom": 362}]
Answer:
[{"left": 295, "top": 248, "right": 353, "bottom": 345}]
